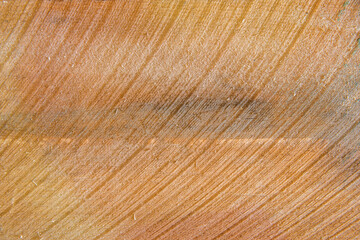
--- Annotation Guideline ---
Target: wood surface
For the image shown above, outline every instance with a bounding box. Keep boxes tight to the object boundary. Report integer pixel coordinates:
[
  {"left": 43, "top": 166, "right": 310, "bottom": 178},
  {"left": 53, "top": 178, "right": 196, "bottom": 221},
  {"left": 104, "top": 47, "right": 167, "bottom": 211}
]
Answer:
[{"left": 1, "top": 0, "right": 360, "bottom": 239}]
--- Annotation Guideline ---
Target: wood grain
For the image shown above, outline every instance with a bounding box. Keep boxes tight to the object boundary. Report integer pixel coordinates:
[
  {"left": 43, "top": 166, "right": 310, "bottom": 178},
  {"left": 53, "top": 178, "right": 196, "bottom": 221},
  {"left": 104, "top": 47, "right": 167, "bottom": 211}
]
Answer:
[{"left": 0, "top": 0, "right": 360, "bottom": 239}]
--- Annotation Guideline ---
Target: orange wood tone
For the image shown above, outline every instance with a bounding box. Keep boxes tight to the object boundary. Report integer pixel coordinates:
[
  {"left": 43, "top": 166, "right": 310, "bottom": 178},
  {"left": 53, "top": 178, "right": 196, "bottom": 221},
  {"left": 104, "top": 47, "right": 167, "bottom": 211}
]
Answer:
[{"left": 1, "top": 0, "right": 360, "bottom": 239}]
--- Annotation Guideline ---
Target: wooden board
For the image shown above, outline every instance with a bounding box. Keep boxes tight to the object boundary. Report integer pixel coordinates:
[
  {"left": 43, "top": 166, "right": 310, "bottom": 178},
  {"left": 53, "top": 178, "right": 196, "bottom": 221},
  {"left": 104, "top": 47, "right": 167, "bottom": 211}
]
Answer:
[{"left": 1, "top": 0, "right": 360, "bottom": 239}]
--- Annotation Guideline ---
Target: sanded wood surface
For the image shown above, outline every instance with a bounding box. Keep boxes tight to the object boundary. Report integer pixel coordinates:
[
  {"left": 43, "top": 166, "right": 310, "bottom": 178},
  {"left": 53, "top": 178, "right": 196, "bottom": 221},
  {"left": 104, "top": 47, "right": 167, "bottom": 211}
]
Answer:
[{"left": 1, "top": 0, "right": 360, "bottom": 239}]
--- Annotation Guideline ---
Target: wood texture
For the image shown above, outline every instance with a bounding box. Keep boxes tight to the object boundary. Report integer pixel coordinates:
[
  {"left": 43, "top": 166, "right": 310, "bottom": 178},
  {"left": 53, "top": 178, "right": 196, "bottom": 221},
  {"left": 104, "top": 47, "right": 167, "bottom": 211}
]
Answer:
[{"left": 0, "top": 0, "right": 360, "bottom": 239}]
